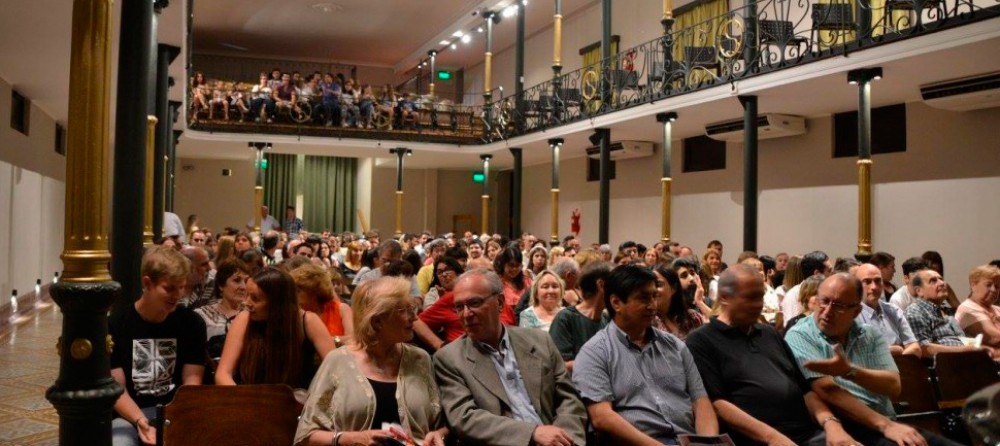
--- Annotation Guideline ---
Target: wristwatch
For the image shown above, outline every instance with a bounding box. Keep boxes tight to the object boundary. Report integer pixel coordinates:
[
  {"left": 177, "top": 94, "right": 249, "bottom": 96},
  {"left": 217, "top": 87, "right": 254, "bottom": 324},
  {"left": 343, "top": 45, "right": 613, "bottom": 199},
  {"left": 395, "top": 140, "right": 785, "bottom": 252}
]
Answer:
[{"left": 843, "top": 366, "right": 858, "bottom": 380}]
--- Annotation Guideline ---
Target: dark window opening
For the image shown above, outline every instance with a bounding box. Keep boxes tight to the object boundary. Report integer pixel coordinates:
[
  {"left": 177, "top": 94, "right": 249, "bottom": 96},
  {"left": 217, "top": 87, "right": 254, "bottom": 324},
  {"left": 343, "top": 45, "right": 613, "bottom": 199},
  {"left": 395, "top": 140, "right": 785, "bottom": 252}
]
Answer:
[
  {"left": 586, "top": 157, "right": 616, "bottom": 182},
  {"left": 683, "top": 135, "right": 726, "bottom": 172},
  {"left": 10, "top": 90, "right": 30, "bottom": 135},
  {"left": 833, "top": 103, "right": 907, "bottom": 158}
]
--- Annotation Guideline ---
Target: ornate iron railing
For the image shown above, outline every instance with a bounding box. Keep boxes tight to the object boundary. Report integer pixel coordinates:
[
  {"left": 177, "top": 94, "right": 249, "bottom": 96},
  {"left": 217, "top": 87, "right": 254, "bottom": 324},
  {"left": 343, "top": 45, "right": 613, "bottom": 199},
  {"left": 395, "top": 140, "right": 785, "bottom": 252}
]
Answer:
[{"left": 481, "top": 0, "right": 1000, "bottom": 142}]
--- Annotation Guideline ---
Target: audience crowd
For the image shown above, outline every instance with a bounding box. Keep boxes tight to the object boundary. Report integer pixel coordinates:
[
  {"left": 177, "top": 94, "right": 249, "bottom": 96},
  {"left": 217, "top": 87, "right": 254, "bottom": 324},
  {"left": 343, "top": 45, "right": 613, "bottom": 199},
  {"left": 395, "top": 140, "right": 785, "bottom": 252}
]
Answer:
[
  {"left": 109, "top": 209, "right": 1000, "bottom": 446},
  {"left": 190, "top": 68, "right": 451, "bottom": 131}
]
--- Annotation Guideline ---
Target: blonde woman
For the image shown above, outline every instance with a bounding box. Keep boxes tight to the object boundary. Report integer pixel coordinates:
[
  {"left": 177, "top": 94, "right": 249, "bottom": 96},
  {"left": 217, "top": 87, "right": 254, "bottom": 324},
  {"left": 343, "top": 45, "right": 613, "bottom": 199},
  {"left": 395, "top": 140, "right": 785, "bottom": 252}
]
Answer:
[
  {"left": 519, "top": 271, "right": 565, "bottom": 332},
  {"left": 290, "top": 263, "right": 353, "bottom": 344},
  {"left": 295, "top": 277, "right": 448, "bottom": 446}
]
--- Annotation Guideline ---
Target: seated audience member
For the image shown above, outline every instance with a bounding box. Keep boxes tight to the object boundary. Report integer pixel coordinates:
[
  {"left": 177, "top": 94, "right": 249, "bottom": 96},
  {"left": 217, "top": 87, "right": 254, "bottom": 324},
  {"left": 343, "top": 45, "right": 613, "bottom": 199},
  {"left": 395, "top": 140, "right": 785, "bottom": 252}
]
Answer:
[
  {"left": 834, "top": 257, "right": 861, "bottom": 275},
  {"left": 215, "top": 267, "right": 335, "bottom": 388},
  {"left": 653, "top": 264, "right": 706, "bottom": 340},
  {"left": 573, "top": 265, "right": 719, "bottom": 444},
  {"left": 782, "top": 251, "right": 832, "bottom": 320},
  {"left": 889, "top": 257, "right": 930, "bottom": 310},
  {"left": 433, "top": 269, "right": 587, "bottom": 446},
  {"left": 703, "top": 248, "right": 724, "bottom": 307},
  {"left": 551, "top": 259, "right": 582, "bottom": 306},
  {"left": 110, "top": 246, "right": 207, "bottom": 446},
  {"left": 414, "top": 257, "right": 466, "bottom": 350},
  {"left": 869, "top": 252, "right": 898, "bottom": 299},
  {"left": 519, "top": 271, "right": 565, "bottom": 332},
  {"left": 549, "top": 262, "right": 611, "bottom": 373},
  {"left": 359, "top": 84, "right": 376, "bottom": 128},
  {"left": 686, "top": 265, "right": 858, "bottom": 446},
  {"left": 905, "top": 268, "right": 985, "bottom": 356},
  {"left": 339, "top": 241, "right": 364, "bottom": 284},
  {"left": 353, "top": 240, "right": 421, "bottom": 298},
  {"left": 194, "top": 260, "right": 250, "bottom": 359},
  {"left": 956, "top": 265, "right": 1000, "bottom": 347},
  {"left": 179, "top": 246, "right": 215, "bottom": 308},
  {"left": 250, "top": 72, "right": 275, "bottom": 123},
  {"left": 741, "top": 257, "right": 780, "bottom": 321},
  {"left": 784, "top": 274, "right": 824, "bottom": 333},
  {"left": 786, "top": 274, "right": 961, "bottom": 446},
  {"left": 526, "top": 245, "right": 548, "bottom": 280},
  {"left": 776, "top": 255, "right": 804, "bottom": 306},
  {"left": 922, "top": 250, "right": 962, "bottom": 309},
  {"left": 289, "top": 263, "right": 353, "bottom": 345},
  {"left": 495, "top": 246, "right": 533, "bottom": 326},
  {"left": 854, "top": 264, "right": 920, "bottom": 356},
  {"left": 671, "top": 257, "right": 713, "bottom": 318},
  {"left": 295, "top": 277, "right": 448, "bottom": 446},
  {"left": 272, "top": 73, "right": 297, "bottom": 113},
  {"left": 417, "top": 238, "right": 448, "bottom": 294}
]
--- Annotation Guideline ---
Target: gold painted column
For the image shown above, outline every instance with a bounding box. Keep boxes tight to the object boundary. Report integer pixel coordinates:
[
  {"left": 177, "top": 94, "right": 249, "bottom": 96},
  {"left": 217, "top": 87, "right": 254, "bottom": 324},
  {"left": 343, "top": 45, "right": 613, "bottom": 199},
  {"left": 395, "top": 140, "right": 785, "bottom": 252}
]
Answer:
[
  {"left": 548, "top": 138, "right": 563, "bottom": 244},
  {"left": 480, "top": 154, "right": 493, "bottom": 235},
  {"left": 390, "top": 147, "right": 411, "bottom": 235},
  {"left": 482, "top": 11, "right": 497, "bottom": 141},
  {"left": 428, "top": 50, "right": 437, "bottom": 98},
  {"left": 551, "top": 0, "right": 564, "bottom": 118},
  {"left": 656, "top": 113, "right": 677, "bottom": 243},
  {"left": 143, "top": 116, "right": 157, "bottom": 246},
  {"left": 45, "top": 0, "right": 125, "bottom": 443},
  {"left": 848, "top": 67, "right": 881, "bottom": 258},
  {"left": 858, "top": 159, "right": 873, "bottom": 255},
  {"left": 250, "top": 142, "right": 271, "bottom": 233}
]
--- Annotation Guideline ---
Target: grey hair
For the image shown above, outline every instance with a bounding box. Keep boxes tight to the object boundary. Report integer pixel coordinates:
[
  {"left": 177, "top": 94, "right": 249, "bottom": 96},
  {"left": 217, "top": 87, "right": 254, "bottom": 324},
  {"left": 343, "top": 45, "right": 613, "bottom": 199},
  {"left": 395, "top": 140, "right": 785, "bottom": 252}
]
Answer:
[
  {"left": 826, "top": 272, "right": 864, "bottom": 303},
  {"left": 456, "top": 268, "right": 503, "bottom": 296},
  {"left": 550, "top": 258, "right": 580, "bottom": 279},
  {"left": 717, "top": 264, "right": 759, "bottom": 298}
]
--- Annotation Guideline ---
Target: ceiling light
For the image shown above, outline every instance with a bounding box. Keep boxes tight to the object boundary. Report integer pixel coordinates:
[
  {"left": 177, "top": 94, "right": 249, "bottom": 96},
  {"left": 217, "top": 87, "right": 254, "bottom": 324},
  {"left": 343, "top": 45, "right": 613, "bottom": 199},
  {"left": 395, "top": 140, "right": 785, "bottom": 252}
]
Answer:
[
  {"left": 476, "top": 26, "right": 484, "bottom": 33},
  {"left": 311, "top": 2, "right": 343, "bottom": 13},
  {"left": 439, "top": 40, "right": 451, "bottom": 45},
  {"left": 502, "top": 5, "right": 517, "bottom": 17},
  {"left": 452, "top": 30, "right": 465, "bottom": 38},
  {"left": 461, "top": 35, "right": 471, "bottom": 44},
  {"left": 451, "top": 43, "right": 457, "bottom": 50}
]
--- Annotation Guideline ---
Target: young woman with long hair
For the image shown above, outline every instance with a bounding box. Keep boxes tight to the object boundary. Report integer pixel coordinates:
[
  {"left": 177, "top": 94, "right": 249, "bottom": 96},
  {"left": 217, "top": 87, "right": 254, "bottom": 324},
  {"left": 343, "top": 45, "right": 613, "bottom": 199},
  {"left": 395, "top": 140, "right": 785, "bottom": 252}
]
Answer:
[{"left": 215, "top": 267, "right": 334, "bottom": 388}]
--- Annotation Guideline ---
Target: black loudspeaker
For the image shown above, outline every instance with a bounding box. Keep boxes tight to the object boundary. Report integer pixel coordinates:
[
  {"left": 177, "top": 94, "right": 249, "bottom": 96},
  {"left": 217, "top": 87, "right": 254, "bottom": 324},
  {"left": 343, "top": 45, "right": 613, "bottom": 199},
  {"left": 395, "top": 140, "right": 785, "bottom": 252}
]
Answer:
[{"left": 222, "top": 169, "right": 232, "bottom": 176}]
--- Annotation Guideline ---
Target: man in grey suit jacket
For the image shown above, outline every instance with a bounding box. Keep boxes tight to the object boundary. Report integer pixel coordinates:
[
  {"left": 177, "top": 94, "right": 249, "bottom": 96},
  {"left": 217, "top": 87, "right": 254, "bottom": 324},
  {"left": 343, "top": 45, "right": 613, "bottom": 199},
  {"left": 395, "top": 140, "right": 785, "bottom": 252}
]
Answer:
[{"left": 434, "top": 269, "right": 587, "bottom": 446}]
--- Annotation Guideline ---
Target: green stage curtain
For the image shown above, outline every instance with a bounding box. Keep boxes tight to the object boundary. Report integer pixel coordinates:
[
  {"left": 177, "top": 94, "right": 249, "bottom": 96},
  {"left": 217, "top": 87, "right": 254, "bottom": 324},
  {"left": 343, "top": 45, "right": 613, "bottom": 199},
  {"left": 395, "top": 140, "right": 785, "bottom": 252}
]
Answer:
[
  {"left": 302, "top": 155, "right": 357, "bottom": 233},
  {"left": 263, "top": 153, "right": 297, "bottom": 221}
]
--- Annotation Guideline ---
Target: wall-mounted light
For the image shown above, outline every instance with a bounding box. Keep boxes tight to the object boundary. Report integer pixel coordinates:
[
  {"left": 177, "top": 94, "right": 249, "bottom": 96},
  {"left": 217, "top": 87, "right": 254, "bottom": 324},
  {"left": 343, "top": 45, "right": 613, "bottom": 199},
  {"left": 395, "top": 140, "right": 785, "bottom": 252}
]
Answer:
[
  {"left": 10, "top": 290, "right": 17, "bottom": 315},
  {"left": 35, "top": 279, "right": 41, "bottom": 296},
  {"left": 53, "top": 272, "right": 59, "bottom": 284},
  {"left": 847, "top": 67, "right": 883, "bottom": 85}
]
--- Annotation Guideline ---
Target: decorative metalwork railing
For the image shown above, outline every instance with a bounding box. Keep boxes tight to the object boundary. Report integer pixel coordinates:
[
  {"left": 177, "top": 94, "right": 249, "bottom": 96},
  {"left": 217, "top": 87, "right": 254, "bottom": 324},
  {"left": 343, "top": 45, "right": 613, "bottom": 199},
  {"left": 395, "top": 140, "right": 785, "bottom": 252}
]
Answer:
[{"left": 481, "top": 0, "right": 1000, "bottom": 142}]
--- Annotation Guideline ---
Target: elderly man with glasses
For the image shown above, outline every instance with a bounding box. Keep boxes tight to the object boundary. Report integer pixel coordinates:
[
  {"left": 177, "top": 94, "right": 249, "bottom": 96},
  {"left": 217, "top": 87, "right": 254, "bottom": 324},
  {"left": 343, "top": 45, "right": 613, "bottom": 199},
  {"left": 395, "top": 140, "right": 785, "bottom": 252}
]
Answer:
[
  {"left": 786, "top": 273, "right": 961, "bottom": 446},
  {"left": 433, "top": 269, "right": 586, "bottom": 446}
]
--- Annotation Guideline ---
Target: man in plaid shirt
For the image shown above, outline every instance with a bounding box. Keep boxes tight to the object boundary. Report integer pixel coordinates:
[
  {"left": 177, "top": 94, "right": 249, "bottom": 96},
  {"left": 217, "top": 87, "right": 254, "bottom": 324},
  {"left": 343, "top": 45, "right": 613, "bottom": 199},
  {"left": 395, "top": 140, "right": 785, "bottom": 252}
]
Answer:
[
  {"left": 284, "top": 205, "right": 304, "bottom": 239},
  {"left": 904, "top": 269, "right": 988, "bottom": 357}
]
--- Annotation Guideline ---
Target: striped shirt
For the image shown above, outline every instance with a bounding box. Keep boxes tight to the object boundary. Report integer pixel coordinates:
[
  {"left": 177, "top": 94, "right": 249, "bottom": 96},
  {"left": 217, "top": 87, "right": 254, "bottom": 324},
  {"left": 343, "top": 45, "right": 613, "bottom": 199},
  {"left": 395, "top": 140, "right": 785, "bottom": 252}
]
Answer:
[
  {"left": 573, "top": 321, "right": 706, "bottom": 444},
  {"left": 857, "top": 300, "right": 917, "bottom": 347},
  {"left": 785, "top": 315, "right": 898, "bottom": 417}
]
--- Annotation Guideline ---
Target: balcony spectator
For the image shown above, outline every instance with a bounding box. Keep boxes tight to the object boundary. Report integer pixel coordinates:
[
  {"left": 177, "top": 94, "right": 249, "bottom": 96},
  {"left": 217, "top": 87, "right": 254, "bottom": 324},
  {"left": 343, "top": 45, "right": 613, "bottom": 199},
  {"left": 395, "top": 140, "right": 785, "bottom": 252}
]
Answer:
[{"left": 250, "top": 72, "right": 275, "bottom": 123}]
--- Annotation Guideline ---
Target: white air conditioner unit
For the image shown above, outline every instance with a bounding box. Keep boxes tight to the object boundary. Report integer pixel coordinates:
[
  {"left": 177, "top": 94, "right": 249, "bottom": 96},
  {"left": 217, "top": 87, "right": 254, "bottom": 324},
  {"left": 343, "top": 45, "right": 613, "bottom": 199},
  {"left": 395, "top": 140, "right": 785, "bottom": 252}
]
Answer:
[
  {"left": 585, "top": 140, "right": 655, "bottom": 160},
  {"left": 705, "top": 114, "right": 806, "bottom": 142},
  {"left": 921, "top": 72, "right": 1000, "bottom": 112}
]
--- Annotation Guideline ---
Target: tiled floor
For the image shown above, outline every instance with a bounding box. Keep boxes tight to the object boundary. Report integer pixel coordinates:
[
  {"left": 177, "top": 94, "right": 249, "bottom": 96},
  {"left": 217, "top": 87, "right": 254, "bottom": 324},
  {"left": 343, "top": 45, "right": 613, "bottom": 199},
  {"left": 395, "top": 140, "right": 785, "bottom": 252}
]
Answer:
[{"left": 0, "top": 307, "right": 61, "bottom": 445}]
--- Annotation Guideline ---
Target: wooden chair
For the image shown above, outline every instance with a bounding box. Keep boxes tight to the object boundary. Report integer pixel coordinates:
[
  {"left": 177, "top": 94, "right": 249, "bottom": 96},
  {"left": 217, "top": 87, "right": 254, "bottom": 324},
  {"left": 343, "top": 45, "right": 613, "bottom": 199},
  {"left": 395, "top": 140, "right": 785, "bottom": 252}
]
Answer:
[
  {"left": 892, "top": 353, "right": 943, "bottom": 434},
  {"left": 155, "top": 384, "right": 301, "bottom": 446},
  {"left": 933, "top": 350, "right": 1000, "bottom": 410}
]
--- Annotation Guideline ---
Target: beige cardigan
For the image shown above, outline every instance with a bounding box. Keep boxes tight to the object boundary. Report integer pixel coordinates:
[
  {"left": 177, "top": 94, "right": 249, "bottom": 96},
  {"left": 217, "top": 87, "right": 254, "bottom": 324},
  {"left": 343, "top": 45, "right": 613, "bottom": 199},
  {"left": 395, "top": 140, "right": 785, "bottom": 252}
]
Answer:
[{"left": 294, "top": 344, "right": 442, "bottom": 445}]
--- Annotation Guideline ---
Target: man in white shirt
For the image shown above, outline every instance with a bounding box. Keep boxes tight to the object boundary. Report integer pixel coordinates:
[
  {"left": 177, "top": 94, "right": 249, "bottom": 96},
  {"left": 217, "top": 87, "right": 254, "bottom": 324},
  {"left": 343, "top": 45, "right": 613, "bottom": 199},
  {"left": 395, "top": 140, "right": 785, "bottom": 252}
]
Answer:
[
  {"left": 889, "top": 257, "right": 931, "bottom": 311},
  {"left": 245, "top": 205, "right": 280, "bottom": 233}
]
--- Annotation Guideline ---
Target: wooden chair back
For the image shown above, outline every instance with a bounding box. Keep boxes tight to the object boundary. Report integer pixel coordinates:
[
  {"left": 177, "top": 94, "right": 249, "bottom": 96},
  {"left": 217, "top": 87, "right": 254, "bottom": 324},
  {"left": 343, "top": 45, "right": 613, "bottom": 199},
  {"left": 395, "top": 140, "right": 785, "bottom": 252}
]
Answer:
[
  {"left": 893, "top": 353, "right": 943, "bottom": 433},
  {"left": 934, "top": 350, "right": 1000, "bottom": 410},
  {"left": 156, "top": 384, "right": 301, "bottom": 446}
]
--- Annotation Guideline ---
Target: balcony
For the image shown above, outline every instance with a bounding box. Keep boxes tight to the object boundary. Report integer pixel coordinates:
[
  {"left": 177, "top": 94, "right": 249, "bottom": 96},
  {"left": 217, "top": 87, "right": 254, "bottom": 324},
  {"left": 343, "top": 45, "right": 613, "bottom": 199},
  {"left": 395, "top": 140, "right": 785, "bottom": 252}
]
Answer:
[{"left": 188, "top": 0, "right": 1000, "bottom": 145}]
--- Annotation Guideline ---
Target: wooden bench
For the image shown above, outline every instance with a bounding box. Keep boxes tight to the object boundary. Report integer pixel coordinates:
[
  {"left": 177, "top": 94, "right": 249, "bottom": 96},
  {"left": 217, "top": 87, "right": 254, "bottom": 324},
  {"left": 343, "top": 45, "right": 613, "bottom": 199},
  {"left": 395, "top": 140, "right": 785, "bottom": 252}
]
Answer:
[{"left": 155, "top": 384, "right": 301, "bottom": 446}]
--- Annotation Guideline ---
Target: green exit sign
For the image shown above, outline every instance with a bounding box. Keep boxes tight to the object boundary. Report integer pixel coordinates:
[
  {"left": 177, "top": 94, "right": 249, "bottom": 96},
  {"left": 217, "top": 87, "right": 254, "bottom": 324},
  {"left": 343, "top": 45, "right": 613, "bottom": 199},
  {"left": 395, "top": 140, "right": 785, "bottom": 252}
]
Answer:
[
  {"left": 255, "top": 159, "right": 268, "bottom": 169},
  {"left": 437, "top": 70, "right": 452, "bottom": 80},
  {"left": 472, "top": 171, "right": 485, "bottom": 183}
]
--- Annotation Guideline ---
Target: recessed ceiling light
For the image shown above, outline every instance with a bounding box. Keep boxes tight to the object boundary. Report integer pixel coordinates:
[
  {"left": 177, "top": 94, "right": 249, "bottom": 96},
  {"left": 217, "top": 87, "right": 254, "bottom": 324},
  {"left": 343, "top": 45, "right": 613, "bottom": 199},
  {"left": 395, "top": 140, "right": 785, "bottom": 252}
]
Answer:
[
  {"left": 311, "top": 2, "right": 343, "bottom": 13},
  {"left": 439, "top": 40, "right": 451, "bottom": 45},
  {"left": 461, "top": 35, "right": 471, "bottom": 44},
  {"left": 452, "top": 31, "right": 465, "bottom": 38}
]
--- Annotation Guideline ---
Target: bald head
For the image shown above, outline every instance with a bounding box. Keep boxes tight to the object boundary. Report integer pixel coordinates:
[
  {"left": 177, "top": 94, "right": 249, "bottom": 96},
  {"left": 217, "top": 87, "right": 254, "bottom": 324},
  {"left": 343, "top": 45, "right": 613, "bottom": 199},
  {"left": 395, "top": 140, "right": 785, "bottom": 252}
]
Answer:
[
  {"left": 181, "top": 246, "right": 210, "bottom": 284},
  {"left": 854, "top": 263, "right": 884, "bottom": 306}
]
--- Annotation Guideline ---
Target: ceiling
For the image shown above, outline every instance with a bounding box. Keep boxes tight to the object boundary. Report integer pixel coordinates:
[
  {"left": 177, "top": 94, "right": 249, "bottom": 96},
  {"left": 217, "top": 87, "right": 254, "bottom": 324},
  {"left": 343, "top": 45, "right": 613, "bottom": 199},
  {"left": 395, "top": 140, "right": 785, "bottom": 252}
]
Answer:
[{"left": 192, "top": 0, "right": 596, "bottom": 73}]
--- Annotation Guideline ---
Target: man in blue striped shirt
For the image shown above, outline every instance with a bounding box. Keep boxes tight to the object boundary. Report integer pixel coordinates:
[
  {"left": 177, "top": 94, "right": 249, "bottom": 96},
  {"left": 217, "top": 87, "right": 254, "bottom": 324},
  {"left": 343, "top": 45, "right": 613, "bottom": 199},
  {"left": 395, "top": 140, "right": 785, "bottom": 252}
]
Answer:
[{"left": 786, "top": 273, "right": 961, "bottom": 446}]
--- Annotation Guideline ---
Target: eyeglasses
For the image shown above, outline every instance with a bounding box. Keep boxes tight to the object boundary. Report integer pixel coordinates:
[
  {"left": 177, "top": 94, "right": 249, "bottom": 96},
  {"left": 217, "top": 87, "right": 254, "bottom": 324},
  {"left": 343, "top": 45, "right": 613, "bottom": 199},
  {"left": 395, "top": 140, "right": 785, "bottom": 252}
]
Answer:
[
  {"left": 453, "top": 294, "right": 497, "bottom": 313},
  {"left": 816, "top": 297, "right": 860, "bottom": 315},
  {"left": 436, "top": 269, "right": 455, "bottom": 278},
  {"left": 394, "top": 305, "right": 419, "bottom": 316}
]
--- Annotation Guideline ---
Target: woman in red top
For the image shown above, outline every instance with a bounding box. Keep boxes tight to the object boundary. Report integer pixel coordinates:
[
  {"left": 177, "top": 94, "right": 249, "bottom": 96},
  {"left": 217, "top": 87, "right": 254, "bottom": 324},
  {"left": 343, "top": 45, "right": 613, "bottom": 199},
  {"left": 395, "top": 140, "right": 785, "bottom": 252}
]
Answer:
[
  {"left": 494, "top": 246, "right": 532, "bottom": 325},
  {"left": 414, "top": 257, "right": 466, "bottom": 350},
  {"left": 290, "top": 263, "right": 353, "bottom": 347}
]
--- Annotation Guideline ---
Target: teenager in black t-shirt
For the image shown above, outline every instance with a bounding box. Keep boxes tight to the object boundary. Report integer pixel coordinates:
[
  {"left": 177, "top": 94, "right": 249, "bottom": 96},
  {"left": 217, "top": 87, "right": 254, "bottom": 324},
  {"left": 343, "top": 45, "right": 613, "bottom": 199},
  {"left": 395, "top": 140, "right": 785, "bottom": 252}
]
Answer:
[{"left": 110, "top": 246, "right": 207, "bottom": 446}]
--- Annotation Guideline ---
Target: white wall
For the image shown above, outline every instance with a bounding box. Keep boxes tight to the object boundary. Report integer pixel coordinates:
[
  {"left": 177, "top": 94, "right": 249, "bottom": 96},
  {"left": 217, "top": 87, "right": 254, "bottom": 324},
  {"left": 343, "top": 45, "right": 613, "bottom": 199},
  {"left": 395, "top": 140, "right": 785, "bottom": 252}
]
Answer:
[
  {"left": 0, "top": 76, "right": 66, "bottom": 301},
  {"left": 174, "top": 157, "right": 256, "bottom": 232},
  {"left": 514, "top": 102, "right": 1000, "bottom": 298}
]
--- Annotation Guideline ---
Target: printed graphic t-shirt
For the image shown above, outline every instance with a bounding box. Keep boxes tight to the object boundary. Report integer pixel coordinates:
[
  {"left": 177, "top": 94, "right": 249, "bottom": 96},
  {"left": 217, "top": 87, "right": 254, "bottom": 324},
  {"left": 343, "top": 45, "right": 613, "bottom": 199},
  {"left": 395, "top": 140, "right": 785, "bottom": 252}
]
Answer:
[{"left": 109, "top": 304, "right": 208, "bottom": 408}]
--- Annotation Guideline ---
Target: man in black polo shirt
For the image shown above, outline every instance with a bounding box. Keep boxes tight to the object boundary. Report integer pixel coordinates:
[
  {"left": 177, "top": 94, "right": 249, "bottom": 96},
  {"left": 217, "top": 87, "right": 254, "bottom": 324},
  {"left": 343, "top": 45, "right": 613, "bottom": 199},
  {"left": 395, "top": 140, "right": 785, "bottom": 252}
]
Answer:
[{"left": 686, "top": 265, "right": 858, "bottom": 446}]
